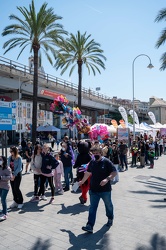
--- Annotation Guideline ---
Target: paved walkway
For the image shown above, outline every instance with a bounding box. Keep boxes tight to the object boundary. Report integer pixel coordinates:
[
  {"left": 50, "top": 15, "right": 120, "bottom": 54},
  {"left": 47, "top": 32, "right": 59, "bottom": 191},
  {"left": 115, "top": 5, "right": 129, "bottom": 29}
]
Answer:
[{"left": 0, "top": 154, "right": 166, "bottom": 250}]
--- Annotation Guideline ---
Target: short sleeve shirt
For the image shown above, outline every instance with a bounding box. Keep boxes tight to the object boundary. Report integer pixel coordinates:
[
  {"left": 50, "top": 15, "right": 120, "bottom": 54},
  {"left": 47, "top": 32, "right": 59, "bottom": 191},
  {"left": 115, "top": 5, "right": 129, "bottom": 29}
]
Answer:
[{"left": 87, "top": 157, "right": 116, "bottom": 192}]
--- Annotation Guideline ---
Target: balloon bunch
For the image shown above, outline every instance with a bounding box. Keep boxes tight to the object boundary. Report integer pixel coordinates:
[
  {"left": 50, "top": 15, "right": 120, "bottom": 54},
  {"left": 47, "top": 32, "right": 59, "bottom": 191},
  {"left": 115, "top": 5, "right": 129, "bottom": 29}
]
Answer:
[
  {"left": 50, "top": 95, "right": 69, "bottom": 114},
  {"left": 62, "top": 107, "right": 91, "bottom": 134},
  {"left": 89, "top": 125, "right": 109, "bottom": 141},
  {"left": 50, "top": 95, "right": 91, "bottom": 134}
]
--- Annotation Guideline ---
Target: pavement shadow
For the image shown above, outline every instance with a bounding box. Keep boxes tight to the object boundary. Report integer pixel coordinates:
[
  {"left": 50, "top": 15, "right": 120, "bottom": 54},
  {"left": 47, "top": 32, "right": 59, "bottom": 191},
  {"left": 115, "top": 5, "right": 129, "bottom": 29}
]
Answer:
[
  {"left": 61, "top": 225, "right": 110, "bottom": 250},
  {"left": 17, "top": 201, "right": 48, "bottom": 214},
  {"left": 25, "top": 191, "right": 34, "bottom": 198},
  {"left": 30, "top": 238, "right": 51, "bottom": 250},
  {"left": 150, "top": 176, "right": 166, "bottom": 182},
  {"left": 57, "top": 203, "right": 89, "bottom": 215},
  {"left": 129, "top": 175, "right": 166, "bottom": 207},
  {"left": 135, "top": 233, "right": 166, "bottom": 250}
]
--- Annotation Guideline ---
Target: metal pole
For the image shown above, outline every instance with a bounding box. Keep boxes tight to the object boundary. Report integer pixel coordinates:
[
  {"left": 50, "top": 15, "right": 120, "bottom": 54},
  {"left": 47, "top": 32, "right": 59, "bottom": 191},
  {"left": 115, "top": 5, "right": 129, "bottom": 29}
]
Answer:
[
  {"left": 132, "top": 60, "right": 135, "bottom": 140},
  {"left": 19, "top": 77, "right": 21, "bottom": 144},
  {"left": 132, "top": 54, "right": 153, "bottom": 141},
  {"left": 5, "top": 130, "right": 7, "bottom": 158}
]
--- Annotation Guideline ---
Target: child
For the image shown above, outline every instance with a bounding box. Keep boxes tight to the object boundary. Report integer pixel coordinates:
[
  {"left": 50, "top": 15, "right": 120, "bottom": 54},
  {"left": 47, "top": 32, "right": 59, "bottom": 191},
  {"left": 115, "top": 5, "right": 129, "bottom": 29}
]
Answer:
[
  {"left": 54, "top": 153, "right": 64, "bottom": 195},
  {"left": 0, "top": 156, "right": 12, "bottom": 221},
  {"left": 73, "top": 141, "right": 92, "bottom": 204},
  {"left": 148, "top": 148, "right": 155, "bottom": 169}
]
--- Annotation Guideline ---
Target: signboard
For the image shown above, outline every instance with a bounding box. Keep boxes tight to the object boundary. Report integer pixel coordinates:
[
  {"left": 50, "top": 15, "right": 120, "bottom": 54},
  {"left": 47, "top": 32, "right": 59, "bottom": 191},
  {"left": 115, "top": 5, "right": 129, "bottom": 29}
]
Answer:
[
  {"left": 117, "top": 128, "right": 129, "bottom": 142},
  {"left": 40, "top": 89, "right": 66, "bottom": 100},
  {"left": 0, "top": 101, "right": 16, "bottom": 130},
  {"left": 160, "top": 128, "right": 166, "bottom": 137}
]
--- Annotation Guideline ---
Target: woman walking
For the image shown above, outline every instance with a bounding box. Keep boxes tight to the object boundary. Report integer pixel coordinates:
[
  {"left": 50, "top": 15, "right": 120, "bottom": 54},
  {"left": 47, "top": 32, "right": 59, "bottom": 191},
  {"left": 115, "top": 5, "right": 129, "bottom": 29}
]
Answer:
[
  {"left": 30, "top": 144, "right": 42, "bottom": 202},
  {"left": 38, "top": 144, "right": 59, "bottom": 204},
  {"left": 8, "top": 146, "right": 24, "bottom": 209},
  {"left": 0, "top": 156, "right": 12, "bottom": 221}
]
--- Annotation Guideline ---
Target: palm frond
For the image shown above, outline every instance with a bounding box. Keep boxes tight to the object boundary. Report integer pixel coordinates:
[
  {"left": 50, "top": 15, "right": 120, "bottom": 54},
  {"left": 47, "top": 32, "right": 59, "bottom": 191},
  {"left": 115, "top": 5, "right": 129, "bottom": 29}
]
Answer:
[
  {"left": 155, "top": 8, "right": 166, "bottom": 22},
  {"left": 155, "top": 28, "right": 166, "bottom": 48},
  {"left": 159, "top": 52, "right": 166, "bottom": 70},
  {"left": 2, "top": 0, "right": 67, "bottom": 63}
]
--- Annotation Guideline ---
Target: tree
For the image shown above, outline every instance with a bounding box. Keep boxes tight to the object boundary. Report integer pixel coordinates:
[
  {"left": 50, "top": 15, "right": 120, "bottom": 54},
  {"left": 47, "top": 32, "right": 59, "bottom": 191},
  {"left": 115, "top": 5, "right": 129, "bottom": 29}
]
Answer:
[
  {"left": 2, "top": 0, "right": 67, "bottom": 144},
  {"left": 155, "top": 8, "right": 166, "bottom": 70},
  {"left": 54, "top": 31, "right": 106, "bottom": 111}
]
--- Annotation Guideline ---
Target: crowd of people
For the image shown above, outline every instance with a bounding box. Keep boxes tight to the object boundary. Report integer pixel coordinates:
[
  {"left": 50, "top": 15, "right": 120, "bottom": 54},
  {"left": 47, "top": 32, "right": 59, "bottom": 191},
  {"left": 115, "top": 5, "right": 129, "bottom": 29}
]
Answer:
[{"left": 0, "top": 132, "right": 166, "bottom": 232}]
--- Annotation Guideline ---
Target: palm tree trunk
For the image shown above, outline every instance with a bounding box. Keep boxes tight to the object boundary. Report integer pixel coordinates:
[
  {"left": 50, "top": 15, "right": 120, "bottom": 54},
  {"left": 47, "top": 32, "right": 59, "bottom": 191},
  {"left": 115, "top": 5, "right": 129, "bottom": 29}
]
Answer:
[
  {"left": 31, "top": 47, "right": 39, "bottom": 145},
  {"left": 77, "top": 60, "right": 83, "bottom": 140}
]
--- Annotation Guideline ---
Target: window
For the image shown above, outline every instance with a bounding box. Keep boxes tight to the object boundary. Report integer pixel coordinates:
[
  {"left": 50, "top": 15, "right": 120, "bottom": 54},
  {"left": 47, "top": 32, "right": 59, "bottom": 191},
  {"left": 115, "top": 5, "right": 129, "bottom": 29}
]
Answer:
[
  {"left": 18, "top": 102, "right": 22, "bottom": 117},
  {"left": 47, "top": 112, "right": 50, "bottom": 119},
  {"left": 17, "top": 123, "right": 22, "bottom": 130},
  {"left": 27, "top": 104, "right": 31, "bottom": 118}
]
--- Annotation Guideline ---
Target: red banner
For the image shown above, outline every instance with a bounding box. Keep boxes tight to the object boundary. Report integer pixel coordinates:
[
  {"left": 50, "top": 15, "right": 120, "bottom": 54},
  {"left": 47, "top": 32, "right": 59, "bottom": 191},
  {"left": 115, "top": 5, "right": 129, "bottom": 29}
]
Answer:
[{"left": 40, "top": 89, "right": 66, "bottom": 100}]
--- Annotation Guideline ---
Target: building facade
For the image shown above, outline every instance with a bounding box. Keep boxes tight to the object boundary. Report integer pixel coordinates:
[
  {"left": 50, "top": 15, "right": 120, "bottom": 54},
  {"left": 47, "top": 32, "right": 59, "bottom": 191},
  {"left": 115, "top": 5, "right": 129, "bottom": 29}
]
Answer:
[{"left": 149, "top": 96, "right": 166, "bottom": 124}]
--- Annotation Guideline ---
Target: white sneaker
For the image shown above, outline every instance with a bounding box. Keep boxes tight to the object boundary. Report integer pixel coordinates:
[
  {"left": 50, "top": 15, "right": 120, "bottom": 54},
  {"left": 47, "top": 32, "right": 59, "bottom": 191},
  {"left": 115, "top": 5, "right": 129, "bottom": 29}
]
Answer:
[
  {"left": 0, "top": 214, "right": 7, "bottom": 221},
  {"left": 17, "top": 204, "right": 23, "bottom": 209},
  {"left": 58, "top": 190, "right": 64, "bottom": 195},
  {"left": 41, "top": 195, "right": 47, "bottom": 201},
  {"left": 10, "top": 201, "right": 18, "bottom": 208}
]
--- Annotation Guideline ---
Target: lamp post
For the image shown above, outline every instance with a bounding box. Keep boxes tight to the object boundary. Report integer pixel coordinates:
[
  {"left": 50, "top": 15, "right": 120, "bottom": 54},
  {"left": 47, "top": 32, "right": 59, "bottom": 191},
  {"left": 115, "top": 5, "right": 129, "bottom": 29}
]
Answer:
[
  {"left": 132, "top": 54, "right": 154, "bottom": 140},
  {"left": 18, "top": 79, "right": 31, "bottom": 143}
]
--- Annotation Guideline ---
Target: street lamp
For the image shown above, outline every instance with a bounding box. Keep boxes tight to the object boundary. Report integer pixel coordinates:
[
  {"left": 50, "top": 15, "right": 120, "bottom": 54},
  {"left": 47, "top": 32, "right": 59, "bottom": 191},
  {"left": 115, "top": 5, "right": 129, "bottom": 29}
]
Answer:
[
  {"left": 132, "top": 54, "right": 154, "bottom": 140},
  {"left": 18, "top": 78, "right": 32, "bottom": 143}
]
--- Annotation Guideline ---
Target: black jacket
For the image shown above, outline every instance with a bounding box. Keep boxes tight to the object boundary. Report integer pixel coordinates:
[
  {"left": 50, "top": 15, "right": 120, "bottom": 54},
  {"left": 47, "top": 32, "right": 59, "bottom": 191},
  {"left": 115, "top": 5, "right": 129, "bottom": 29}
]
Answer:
[{"left": 41, "top": 153, "right": 58, "bottom": 174}]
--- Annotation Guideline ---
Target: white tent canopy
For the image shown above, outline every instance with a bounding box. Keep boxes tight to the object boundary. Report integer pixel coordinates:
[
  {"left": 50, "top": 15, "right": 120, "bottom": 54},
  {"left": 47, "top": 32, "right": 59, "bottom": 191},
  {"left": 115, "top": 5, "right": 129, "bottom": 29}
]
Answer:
[
  {"left": 139, "top": 122, "right": 154, "bottom": 131},
  {"left": 149, "top": 122, "right": 163, "bottom": 129}
]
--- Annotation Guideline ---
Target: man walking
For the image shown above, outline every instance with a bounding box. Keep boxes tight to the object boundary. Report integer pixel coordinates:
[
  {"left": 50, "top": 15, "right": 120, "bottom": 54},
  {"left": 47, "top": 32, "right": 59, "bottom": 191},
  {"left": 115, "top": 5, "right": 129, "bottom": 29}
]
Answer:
[
  {"left": 79, "top": 146, "right": 117, "bottom": 233},
  {"left": 118, "top": 140, "right": 128, "bottom": 171}
]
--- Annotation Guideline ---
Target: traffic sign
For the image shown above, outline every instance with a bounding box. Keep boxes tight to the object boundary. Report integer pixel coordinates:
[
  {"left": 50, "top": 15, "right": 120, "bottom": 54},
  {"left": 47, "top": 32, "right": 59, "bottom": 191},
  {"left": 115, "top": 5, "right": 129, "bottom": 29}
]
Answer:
[{"left": 0, "top": 101, "right": 16, "bottom": 130}]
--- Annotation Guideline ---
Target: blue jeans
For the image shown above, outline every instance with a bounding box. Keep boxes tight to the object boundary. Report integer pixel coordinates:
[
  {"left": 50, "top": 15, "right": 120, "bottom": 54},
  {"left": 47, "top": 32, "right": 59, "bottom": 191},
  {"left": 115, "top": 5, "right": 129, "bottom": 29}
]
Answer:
[
  {"left": 87, "top": 190, "right": 114, "bottom": 228},
  {"left": 0, "top": 188, "right": 9, "bottom": 215},
  {"left": 64, "top": 166, "right": 72, "bottom": 189},
  {"left": 119, "top": 154, "right": 128, "bottom": 168}
]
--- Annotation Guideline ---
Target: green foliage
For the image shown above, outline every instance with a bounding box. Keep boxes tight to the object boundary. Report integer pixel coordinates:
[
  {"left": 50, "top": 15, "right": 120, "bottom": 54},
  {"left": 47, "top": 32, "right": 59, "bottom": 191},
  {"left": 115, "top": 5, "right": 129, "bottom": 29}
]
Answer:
[
  {"left": 2, "top": 0, "right": 67, "bottom": 61},
  {"left": 54, "top": 30, "right": 106, "bottom": 76},
  {"left": 128, "top": 115, "right": 133, "bottom": 124},
  {"left": 155, "top": 8, "right": 166, "bottom": 70}
]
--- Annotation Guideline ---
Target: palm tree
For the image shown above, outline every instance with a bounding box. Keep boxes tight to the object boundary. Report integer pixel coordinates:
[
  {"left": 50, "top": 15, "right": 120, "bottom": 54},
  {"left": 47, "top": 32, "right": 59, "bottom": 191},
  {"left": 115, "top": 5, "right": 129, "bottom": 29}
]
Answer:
[
  {"left": 55, "top": 31, "right": 106, "bottom": 111},
  {"left": 155, "top": 8, "right": 166, "bottom": 70},
  {"left": 2, "top": 0, "right": 67, "bottom": 144}
]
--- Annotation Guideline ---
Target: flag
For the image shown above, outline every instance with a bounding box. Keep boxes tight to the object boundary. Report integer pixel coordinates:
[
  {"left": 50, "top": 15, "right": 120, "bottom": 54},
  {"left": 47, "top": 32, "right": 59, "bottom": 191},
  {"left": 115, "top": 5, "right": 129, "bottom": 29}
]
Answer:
[
  {"left": 129, "top": 110, "right": 139, "bottom": 125},
  {"left": 118, "top": 107, "right": 128, "bottom": 127},
  {"left": 148, "top": 111, "right": 156, "bottom": 124}
]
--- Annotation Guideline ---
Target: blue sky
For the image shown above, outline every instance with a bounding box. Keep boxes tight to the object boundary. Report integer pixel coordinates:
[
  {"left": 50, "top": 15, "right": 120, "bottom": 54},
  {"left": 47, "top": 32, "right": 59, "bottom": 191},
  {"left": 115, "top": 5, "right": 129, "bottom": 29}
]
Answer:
[{"left": 0, "top": 0, "right": 166, "bottom": 102}]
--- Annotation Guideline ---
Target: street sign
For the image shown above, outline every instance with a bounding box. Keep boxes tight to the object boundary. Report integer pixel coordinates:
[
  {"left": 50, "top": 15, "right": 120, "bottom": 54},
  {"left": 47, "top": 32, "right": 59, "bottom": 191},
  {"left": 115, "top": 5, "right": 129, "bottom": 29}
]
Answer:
[{"left": 0, "top": 101, "right": 16, "bottom": 130}]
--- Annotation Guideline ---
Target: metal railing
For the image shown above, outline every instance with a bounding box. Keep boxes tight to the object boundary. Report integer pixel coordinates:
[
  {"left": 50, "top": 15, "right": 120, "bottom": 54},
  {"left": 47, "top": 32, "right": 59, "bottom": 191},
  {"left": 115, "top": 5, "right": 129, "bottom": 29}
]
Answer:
[
  {"left": 0, "top": 55, "right": 147, "bottom": 115},
  {"left": 0, "top": 55, "right": 112, "bottom": 102}
]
